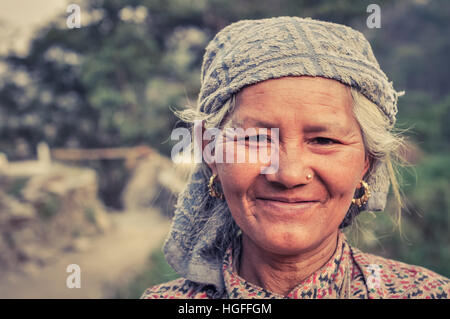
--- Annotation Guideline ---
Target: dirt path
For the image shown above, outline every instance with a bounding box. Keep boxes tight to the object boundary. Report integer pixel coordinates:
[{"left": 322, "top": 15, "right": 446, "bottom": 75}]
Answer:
[{"left": 0, "top": 210, "right": 171, "bottom": 298}]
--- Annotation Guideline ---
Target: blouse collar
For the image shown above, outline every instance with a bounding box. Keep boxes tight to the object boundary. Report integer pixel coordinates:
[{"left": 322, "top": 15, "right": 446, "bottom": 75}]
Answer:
[{"left": 222, "top": 231, "right": 354, "bottom": 299}]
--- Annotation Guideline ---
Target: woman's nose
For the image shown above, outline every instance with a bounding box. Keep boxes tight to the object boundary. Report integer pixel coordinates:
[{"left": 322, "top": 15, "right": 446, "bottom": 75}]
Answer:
[{"left": 264, "top": 144, "right": 312, "bottom": 189}]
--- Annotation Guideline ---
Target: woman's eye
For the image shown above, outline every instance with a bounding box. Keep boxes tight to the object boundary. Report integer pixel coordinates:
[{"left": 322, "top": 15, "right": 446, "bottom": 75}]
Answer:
[
  {"left": 310, "top": 137, "right": 337, "bottom": 145},
  {"left": 240, "top": 135, "right": 271, "bottom": 142},
  {"left": 256, "top": 135, "right": 270, "bottom": 142}
]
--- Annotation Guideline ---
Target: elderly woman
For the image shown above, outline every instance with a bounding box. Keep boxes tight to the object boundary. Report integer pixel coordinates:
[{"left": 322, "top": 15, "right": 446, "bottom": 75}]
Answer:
[{"left": 142, "top": 17, "right": 449, "bottom": 299}]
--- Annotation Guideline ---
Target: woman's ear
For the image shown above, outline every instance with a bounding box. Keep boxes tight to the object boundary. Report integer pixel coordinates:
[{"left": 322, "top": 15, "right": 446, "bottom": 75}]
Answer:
[
  {"left": 362, "top": 155, "right": 372, "bottom": 180},
  {"left": 201, "top": 120, "right": 218, "bottom": 175}
]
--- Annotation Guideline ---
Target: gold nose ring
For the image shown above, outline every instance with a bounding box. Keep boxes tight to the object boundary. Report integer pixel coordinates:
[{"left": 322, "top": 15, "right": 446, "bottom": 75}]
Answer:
[{"left": 306, "top": 174, "right": 313, "bottom": 180}]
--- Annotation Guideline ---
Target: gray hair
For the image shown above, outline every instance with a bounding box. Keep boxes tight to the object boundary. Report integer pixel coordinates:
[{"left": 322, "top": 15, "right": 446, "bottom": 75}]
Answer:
[
  {"left": 175, "top": 86, "right": 408, "bottom": 229},
  {"left": 164, "top": 17, "right": 408, "bottom": 292}
]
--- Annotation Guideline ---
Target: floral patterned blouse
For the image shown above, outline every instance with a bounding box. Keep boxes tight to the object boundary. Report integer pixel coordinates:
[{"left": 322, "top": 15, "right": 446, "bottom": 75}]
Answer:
[{"left": 141, "top": 232, "right": 449, "bottom": 299}]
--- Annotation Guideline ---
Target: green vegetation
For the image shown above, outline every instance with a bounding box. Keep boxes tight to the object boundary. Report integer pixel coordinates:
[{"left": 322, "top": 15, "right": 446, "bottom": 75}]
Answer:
[
  {"left": 112, "top": 247, "right": 179, "bottom": 299},
  {"left": 0, "top": 0, "right": 448, "bottom": 285},
  {"left": 84, "top": 206, "right": 98, "bottom": 226},
  {"left": 3, "top": 177, "right": 29, "bottom": 199},
  {"left": 36, "top": 193, "right": 61, "bottom": 220}
]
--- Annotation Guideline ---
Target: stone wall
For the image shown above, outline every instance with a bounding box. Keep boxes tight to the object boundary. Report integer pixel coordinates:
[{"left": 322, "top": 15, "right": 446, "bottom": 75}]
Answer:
[{"left": 0, "top": 162, "right": 111, "bottom": 276}]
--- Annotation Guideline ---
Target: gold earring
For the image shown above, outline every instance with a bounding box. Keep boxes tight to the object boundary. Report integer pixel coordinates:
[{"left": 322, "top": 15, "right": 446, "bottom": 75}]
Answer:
[
  {"left": 208, "top": 174, "right": 224, "bottom": 200},
  {"left": 352, "top": 180, "right": 371, "bottom": 208}
]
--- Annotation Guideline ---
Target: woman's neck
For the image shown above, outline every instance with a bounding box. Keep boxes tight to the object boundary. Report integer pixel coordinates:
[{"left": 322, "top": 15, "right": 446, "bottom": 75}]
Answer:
[{"left": 238, "top": 231, "right": 339, "bottom": 296}]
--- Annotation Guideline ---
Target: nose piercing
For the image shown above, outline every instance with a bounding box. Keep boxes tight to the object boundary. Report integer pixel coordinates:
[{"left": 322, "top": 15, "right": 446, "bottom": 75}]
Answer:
[{"left": 306, "top": 173, "right": 313, "bottom": 180}]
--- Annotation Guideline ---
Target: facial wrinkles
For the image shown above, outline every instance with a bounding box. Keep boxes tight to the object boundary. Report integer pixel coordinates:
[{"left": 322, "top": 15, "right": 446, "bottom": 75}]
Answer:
[
  {"left": 225, "top": 78, "right": 366, "bottom": 203},
  {"left": 287, "top": 138, "right": 359, "bottom": 213},
  {"left": 237, "top": 94, "right": 356, "bottom": 141},
  {"left": 232, "top": 109, "right": 361, "bottom": 195},
  {"left": 211, "top": 83, "right": 374, "bottom": 288}
]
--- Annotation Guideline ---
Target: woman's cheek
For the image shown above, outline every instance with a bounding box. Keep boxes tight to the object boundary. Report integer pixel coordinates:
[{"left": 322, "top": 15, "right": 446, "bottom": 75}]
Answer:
[
  {"left": 215, "top": 140, "right": 272, "bottom": 189},
  {"left": 217, "top": 161, "right": 262, "bottom": 193},
  {"left": 312, "top": 150, "right": 365, "bottom": 194}
]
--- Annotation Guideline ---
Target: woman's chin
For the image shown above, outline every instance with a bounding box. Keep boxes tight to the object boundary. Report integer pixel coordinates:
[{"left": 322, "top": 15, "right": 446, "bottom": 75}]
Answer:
[{"left": 246, "top": 225, "right": 323, "bottom": 256}]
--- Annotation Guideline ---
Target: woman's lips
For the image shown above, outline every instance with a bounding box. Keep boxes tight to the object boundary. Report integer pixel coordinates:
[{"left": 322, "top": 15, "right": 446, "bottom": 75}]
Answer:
[{"left": 255, "top": 198, "right": 320, "bottom": 215}]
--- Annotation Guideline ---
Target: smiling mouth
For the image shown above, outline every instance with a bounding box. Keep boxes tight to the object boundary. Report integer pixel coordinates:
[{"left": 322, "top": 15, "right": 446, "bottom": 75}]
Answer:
[
  {"left": 255, "top": 198, "right": 320, "bottom": 213},
  {"left": 256, "top": 197, "right": 320, "bottom": 204}
]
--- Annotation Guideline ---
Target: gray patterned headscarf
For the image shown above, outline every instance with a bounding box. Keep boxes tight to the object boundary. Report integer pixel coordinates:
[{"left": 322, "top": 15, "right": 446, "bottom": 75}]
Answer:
[{"left": 163, "top": 16, "right": 404, "bottom": 294}]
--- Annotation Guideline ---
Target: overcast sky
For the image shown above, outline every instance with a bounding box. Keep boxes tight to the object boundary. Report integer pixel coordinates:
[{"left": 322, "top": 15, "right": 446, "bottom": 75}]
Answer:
[{"left": 0, "top": 0, "right": 70, "bottom": 55}]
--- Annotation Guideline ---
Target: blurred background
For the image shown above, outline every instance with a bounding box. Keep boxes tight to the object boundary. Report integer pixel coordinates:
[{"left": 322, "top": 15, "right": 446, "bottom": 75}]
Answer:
[{"left": 0, "top": 0, "right": 448, "bottom": 298}]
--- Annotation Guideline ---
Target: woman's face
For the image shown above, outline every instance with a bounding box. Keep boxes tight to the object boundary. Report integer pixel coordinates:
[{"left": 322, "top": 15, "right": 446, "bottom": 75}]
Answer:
[{"left": 208, "top": 76, "right": 369, "bottom": 256}]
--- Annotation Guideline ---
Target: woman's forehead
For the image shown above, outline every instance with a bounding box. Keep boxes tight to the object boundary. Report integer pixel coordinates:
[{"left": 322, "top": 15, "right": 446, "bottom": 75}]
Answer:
[
  {"left": 237, "top": 76, "right": 351, "bottom": 103},
  {"left": 230, "top": 76, "right": 355, "bottom": 129}
]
